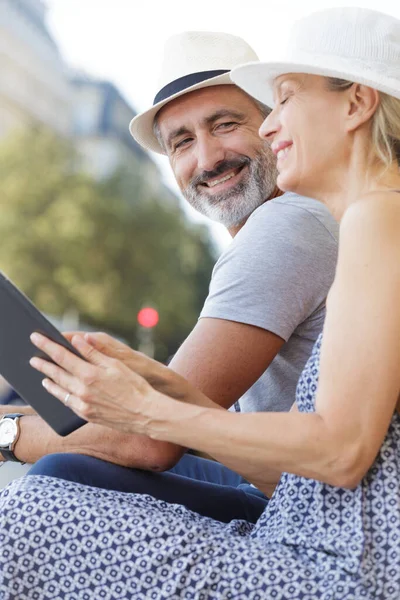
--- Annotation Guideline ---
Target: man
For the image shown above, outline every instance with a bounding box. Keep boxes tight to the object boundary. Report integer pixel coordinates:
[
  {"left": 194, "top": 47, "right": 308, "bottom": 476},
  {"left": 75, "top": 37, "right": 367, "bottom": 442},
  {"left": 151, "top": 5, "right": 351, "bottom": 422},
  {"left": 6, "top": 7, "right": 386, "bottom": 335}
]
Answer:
[{"left": 0, "top": 32, "right": 338, "bottom": 522}]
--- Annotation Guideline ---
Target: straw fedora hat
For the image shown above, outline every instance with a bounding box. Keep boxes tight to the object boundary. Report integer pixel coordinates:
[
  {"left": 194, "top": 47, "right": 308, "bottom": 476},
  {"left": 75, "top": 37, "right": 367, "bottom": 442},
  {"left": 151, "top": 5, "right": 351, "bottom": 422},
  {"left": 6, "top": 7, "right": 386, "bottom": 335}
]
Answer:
[
  {"left": 231, "top": 7, "right": 400, "bottom": 109},
  {"left": 129, "top": 31, "right": 259, "bottom": 154}
]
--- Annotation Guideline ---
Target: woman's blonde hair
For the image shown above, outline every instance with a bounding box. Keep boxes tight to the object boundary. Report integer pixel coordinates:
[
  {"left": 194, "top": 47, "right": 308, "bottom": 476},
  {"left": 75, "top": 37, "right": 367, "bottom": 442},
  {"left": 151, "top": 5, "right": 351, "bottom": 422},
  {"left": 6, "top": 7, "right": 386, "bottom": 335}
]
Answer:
[{"left": 327, "top": 77, "right": 400, "bottom": 167}]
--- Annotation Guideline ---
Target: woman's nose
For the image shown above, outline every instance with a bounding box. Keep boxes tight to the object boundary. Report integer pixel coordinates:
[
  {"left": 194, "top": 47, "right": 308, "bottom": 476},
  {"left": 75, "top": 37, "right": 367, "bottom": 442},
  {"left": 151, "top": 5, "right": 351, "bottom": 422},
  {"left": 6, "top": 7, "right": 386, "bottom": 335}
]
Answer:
[{"left": 259, "top": 109, "right": 279, "bottom": 142}]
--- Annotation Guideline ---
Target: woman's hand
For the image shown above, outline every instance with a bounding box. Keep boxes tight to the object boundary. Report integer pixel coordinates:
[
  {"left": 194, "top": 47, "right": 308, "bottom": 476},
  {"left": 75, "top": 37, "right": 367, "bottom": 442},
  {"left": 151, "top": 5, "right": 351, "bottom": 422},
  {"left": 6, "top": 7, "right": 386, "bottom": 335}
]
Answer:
[
  {"left": 29, "top": 332, "right": 175, "bottom": 436},
  {"left": 63, "top": 332, "right": 217, "bottom": 409}
]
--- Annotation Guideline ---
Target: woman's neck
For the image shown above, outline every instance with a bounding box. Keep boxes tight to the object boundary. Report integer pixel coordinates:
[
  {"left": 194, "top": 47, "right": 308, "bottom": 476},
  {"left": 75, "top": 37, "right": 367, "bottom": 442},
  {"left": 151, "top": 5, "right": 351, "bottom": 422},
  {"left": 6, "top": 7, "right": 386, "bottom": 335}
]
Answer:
[{"left": 319, "top": 159, "right": 400, "bottom": 222}]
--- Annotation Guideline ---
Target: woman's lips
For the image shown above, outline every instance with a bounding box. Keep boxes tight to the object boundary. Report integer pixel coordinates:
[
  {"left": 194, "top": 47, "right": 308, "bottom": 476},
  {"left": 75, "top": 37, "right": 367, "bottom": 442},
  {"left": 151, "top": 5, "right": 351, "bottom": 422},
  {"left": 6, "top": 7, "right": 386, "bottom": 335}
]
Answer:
[{"left": 271, "top": 140, "right": 293, "bottom": 156}]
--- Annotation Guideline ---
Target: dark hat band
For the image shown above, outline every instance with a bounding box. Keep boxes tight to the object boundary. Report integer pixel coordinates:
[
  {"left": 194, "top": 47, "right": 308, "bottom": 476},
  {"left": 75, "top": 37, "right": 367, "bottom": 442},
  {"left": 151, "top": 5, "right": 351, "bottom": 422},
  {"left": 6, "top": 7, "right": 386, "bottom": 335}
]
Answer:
[{"left": 153, "top": 70, "right": 230, "bottom": 105}]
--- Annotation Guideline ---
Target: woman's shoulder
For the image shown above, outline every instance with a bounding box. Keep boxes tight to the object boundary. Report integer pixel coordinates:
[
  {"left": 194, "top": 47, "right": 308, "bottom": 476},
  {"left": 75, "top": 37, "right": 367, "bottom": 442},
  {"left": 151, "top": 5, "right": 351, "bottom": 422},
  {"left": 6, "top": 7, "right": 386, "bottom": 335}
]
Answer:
[
  {"left": 341, "top": 190, "right": 400, "bottom": 238},
  {"left": 338, "top": 191, "right": 400, "bottom": 266}
]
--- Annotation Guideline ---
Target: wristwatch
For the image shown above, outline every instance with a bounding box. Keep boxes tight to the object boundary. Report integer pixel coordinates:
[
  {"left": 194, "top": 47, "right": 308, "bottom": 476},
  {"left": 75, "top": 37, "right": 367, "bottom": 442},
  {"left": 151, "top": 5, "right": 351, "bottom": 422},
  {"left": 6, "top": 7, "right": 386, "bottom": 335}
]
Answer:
[{"left": 0, "top": 413, "right": 25, "bottom": 463}]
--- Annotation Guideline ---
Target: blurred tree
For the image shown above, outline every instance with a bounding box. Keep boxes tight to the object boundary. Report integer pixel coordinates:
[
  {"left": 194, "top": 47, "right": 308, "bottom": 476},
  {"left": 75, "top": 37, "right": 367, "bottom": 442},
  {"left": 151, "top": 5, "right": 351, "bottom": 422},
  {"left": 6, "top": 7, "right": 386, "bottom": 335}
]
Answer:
[{"left": 0, "top": 127, "right": 217, "bottom": 361}]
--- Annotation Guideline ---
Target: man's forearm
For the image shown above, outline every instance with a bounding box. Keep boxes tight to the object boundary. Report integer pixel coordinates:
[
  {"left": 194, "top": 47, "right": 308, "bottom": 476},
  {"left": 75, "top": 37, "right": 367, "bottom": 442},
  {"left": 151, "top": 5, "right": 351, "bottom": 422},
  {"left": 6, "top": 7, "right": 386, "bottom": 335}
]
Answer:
[
  {"left": 0, "top": 404, "right": 36, "bottom": 417},
  {"left": 1, "top": 405, "right": 183, "bottom": 470}
]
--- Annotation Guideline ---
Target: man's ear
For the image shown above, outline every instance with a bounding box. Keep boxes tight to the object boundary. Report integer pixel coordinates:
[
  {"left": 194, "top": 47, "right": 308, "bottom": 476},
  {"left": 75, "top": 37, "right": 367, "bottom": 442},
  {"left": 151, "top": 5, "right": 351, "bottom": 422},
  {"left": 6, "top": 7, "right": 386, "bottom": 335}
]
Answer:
[{"left": 345, "top": 84, "right": 380, "bottom": 133}]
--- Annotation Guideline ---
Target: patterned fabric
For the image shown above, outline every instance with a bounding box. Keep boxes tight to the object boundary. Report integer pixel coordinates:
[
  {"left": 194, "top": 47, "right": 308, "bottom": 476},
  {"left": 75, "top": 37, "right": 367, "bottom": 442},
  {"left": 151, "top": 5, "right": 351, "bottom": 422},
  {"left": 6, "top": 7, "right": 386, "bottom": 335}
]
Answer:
[{"left": 1, "top": 335, "right": 400, "bottom": 599}]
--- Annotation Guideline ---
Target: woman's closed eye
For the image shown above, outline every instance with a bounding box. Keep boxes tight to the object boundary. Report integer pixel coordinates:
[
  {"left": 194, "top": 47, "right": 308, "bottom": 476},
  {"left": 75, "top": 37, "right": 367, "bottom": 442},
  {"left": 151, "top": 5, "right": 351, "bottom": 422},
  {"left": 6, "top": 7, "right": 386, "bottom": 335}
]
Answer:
[{"left": 277, "top": 86, "right": 294, "bottom": 106}]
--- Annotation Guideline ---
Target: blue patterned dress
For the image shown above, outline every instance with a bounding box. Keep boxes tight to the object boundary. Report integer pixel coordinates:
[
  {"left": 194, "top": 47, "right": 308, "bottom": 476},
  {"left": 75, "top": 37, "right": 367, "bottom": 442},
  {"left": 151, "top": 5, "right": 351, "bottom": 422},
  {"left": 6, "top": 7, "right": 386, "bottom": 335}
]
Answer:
[{"left": 1, "top": 335, "right": 400, "bottom": 599}]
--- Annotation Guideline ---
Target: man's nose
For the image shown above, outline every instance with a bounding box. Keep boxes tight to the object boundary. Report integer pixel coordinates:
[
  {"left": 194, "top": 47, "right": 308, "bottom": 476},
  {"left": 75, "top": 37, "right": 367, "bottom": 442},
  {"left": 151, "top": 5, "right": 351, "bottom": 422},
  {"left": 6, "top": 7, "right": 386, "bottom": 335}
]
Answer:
[{"left": 196, "top": 135, "right": 226, "bottom": 172}]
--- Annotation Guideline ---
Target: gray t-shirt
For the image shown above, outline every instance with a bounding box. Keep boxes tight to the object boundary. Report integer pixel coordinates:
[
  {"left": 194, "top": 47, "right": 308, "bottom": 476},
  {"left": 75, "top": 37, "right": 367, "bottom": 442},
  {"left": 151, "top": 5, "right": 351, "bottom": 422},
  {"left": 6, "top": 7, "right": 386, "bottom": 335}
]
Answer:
[{"left": 199, "top": 192, "right": 339, "bottom": 413}]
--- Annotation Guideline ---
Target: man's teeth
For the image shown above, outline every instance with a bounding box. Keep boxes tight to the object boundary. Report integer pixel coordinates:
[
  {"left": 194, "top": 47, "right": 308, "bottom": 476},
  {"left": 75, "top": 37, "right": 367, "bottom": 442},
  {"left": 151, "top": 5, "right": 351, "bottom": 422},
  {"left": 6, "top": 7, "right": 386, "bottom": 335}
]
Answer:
[
  {"left": 277, "top": 147, "right": 291, "bottom": 160},
  {"left": 207, "top": 172, "right": 235, "bottom": 187}
]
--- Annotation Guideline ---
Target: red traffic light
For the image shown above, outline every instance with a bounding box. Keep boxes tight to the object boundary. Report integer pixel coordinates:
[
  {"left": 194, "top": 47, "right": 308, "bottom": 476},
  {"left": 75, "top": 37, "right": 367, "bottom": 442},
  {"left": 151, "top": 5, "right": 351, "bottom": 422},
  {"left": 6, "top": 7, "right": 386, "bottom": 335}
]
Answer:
[{"left": 137, "top": 307, "right": 159, "bottom": 328}]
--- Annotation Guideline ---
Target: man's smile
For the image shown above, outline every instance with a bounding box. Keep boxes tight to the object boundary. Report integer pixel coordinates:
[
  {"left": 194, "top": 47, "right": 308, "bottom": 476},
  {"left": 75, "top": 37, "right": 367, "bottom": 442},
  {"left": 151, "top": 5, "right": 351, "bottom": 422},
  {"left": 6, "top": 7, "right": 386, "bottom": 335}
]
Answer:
[{"left": 199, "top": 165, "right": 247, "bottom": 193}]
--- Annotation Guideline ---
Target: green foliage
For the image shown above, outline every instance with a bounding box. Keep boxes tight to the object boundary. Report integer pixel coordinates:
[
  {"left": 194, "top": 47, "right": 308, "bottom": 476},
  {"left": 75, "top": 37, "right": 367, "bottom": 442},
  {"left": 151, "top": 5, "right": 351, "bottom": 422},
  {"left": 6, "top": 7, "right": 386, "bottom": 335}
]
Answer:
[{"left": 0, "top": 127, "right": 217, "bottom": 361}]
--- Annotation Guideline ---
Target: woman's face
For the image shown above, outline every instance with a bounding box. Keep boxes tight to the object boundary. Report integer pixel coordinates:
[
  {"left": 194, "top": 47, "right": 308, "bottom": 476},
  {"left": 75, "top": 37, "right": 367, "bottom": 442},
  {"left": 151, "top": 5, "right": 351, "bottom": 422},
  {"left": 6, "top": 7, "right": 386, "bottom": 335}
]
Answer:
[{"left": 259, "top": 74, "right": 349, "bottom": 199}]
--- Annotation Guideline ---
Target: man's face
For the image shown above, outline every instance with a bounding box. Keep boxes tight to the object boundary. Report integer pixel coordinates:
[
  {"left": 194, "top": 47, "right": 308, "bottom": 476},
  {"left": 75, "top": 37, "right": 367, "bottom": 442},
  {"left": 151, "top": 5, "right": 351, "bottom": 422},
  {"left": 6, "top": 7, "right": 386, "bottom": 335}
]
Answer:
[{"left": 157, "top": 85, "right": 278, "bottom": 229}]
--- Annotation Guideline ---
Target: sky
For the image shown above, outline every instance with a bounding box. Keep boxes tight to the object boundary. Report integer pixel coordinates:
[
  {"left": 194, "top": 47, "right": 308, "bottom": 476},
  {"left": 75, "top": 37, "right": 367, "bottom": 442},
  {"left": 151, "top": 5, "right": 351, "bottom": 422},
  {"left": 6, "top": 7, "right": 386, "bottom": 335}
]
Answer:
[{"left": 45, "top": 0, "right": 400, "bottom": 249}]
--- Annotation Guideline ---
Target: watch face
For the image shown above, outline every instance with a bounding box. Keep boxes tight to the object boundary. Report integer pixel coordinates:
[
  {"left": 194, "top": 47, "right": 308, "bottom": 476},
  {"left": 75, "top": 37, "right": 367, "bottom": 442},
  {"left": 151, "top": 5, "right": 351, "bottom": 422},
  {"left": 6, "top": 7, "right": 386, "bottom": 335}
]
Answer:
[{"left": 0, "top": 418, "right": 17, "bottom": 446}]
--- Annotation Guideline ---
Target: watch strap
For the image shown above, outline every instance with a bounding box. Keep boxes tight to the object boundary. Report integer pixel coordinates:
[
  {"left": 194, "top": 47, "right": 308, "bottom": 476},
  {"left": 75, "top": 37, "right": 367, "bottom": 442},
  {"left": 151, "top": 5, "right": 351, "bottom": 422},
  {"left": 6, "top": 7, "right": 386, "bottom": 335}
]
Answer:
[
  {"left": 2, "top": 413, "right": 24, "bottom": 420},
  {"left": 0, "top": 413, "right": 25, "bottom": 464},
  {"left": 1, "top": 447, "right": 22, "bottom": 463}
]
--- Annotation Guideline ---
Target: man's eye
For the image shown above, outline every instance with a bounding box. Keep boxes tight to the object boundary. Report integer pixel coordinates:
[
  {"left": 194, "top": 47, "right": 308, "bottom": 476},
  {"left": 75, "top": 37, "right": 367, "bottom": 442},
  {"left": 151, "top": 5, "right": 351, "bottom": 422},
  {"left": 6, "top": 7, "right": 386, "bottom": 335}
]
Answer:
[
  {"left": 280, "top": 97, "right": 289, "bottom": 106},
  {"left": 217, "top": 121, "right": 237, "bottom": 130},
  {"left": 175, "top": 137, "right": 192, "bottom": 150}
]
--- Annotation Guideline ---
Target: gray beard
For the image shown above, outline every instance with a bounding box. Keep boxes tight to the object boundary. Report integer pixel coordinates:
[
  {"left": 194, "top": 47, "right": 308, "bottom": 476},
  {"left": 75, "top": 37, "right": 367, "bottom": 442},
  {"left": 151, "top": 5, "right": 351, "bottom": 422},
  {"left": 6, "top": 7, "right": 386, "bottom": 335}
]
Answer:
[{"left": 183, "top": 148, "right": 278, "bottom": 229}]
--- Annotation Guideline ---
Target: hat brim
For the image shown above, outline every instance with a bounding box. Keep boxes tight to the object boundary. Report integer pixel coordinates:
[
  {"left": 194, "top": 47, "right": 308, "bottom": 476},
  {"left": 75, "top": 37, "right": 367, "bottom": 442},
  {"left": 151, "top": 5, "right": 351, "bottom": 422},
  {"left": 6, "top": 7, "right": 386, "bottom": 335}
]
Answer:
[
  {"left": 129, "top": 72, "right": 233, "bottom": 155},
  {"left": 231, "top": 59, "right": 400, "bottom": 109}
]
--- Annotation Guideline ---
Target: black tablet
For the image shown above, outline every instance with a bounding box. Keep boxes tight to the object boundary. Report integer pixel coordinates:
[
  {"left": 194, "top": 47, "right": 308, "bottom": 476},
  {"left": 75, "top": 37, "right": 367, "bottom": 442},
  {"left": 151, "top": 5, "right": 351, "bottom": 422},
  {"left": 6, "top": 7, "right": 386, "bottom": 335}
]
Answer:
[{"left": 0, "top": 272, "right": 87, "bottom": 436}]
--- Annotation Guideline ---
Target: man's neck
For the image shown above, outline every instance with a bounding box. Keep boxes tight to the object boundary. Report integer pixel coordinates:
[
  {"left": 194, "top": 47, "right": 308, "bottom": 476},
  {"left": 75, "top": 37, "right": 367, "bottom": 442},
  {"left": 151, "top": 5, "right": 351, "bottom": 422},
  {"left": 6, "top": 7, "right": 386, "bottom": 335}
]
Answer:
[{"left": 228, "top": 187, "right": 283, "bottom": 237}]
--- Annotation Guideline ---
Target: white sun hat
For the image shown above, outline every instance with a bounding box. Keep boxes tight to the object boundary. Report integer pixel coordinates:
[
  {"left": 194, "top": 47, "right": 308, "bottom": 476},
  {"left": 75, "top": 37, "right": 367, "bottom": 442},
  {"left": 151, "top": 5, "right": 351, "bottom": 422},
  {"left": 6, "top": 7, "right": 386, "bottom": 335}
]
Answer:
[
  {"left": 129, "top": 31, "right": 259, "bottom": 154},
  {"left": 230, "top": 7, "right": 400, "bottom": 109}
]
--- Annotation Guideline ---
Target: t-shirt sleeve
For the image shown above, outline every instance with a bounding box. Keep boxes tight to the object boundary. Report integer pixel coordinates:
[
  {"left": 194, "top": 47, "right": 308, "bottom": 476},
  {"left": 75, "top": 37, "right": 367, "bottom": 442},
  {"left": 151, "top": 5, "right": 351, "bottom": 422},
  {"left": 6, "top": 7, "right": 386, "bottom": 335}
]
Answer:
[{"left": 199, "top": 201, "right": 338, "bottom": 342}]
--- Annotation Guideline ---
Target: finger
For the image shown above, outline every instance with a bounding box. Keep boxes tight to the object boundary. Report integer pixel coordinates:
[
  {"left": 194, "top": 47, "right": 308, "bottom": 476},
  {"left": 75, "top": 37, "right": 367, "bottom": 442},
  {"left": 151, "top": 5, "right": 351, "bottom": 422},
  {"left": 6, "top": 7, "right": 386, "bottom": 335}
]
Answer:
[
  {"left": 30, "top": 332, "right": 95, "bottom": 377},
  {"left": 85, "top": 333, "right": 147, "bottom": 366},
  {"left": 71, "top": 334, "right": 112, "bottom": 367},
  {"left": 29, "top": 356, "right": 79, "bottom": 395},
  {"left": 41, "top": 379, "right": 87, "bottom": 420},
  {"left": 63, "top": 331, "right": 84, "bottom": 342},
  {"left": 83, "top": 332, "right": 124, "bottom": 356}
]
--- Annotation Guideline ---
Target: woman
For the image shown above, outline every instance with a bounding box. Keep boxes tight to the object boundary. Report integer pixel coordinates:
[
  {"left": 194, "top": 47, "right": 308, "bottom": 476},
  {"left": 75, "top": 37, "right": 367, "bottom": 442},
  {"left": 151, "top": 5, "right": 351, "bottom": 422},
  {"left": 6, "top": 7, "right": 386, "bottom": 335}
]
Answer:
[{"left": 1, "top": 7, "right": 400, "bottom": 599}]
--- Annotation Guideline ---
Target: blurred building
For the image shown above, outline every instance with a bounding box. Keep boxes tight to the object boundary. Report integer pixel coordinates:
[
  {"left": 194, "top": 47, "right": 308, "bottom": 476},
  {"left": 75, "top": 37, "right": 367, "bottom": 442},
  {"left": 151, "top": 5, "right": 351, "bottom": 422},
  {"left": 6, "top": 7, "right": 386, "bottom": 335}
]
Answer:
[
  {"left": 0, "top": 0, "right": 176, "bottom": 202},
  {"left": 71, "top": 75, "right": 162, "bottom": 186},
  {"left": 0, "top": 0, "right": 71, "bottom": 138}
]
